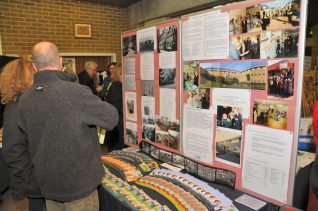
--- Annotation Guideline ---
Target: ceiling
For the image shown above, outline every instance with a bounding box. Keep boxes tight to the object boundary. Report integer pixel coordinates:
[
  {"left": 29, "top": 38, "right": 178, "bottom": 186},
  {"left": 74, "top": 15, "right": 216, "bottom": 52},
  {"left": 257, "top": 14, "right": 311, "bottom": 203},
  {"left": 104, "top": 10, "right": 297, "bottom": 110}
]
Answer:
[{"left": 80, "top": 0, "right": 141, "bottom": 7}]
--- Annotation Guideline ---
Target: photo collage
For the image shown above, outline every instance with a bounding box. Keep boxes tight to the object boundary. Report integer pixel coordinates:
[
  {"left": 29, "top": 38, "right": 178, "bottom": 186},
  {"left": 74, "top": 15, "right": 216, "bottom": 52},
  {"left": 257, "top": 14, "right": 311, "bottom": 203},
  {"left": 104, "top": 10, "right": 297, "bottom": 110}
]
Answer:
[
  {"left": 181, "top": 0, "right": 301, "bottom": 170},
  {"left": 122, "top": 23, "right": 180, "bottom": 152}
]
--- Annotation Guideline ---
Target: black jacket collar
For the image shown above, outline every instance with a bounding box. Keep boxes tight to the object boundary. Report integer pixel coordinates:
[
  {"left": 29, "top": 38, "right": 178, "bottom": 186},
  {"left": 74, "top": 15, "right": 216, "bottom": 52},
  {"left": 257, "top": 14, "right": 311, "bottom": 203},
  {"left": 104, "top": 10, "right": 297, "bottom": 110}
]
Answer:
[{"left": 34, "top": 70, "right": 76, "bottom": 83}]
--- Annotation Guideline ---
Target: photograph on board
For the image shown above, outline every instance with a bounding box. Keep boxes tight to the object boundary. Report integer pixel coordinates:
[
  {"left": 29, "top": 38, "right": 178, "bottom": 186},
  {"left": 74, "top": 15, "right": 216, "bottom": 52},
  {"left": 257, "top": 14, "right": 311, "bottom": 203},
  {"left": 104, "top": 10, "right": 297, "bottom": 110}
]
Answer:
[
  {"left": 158, "top": 26, "right": 177, "bottom": 53},
  {"left": 253, "top": 100, "right": 288, "bottom": 130},
  {"left": 123, "top": 35, "right": 137, "bottom": 57},
  {"left": 159, "top": 150, "right": 172, "bottom": 164},
  {"left": 261, "top": 28, "right": 299, "bottom": 59},
  {"left": 185, "top": 159, "right": 198, "bottom": 175},
  {"left": 215, "top": 127, "right": 242, "bottom": 166},
  {"left": 159, "top": 68, "right": 176, "bottom": 89},
  {"left": 215, "top": 169, "right": 236, "bottom": 188},
  {"left": 260, "top": 0, "right": 300, "bottom": 30},
  {"left": 142, "top": 124, "right": 155, "bottom": 142},
  {"left": 141, "top": 80, "right": 154, "bottom": 97},
  {"left": 200, "top": 61, "right": 266, "bottom": 90},
  {"left": 151, "top": 145, "right": 160, "bottom": 159},
  {"left": 141, "top": 141, "right": 151, "bottom": 154},
  {"left": 229, "top": 5, "right": 262, "bottom": 35},
  {"left": 125, "top": 92, "right": 137, "bottom": 121},
  {"left": 155, "top": 116, "right": 179, "bottom": 150},
  {"left": 126, "top": 122, "right": 138, "bottom": 145},
  {"left": 183, "top": 61, "right": 199, "bottom": 91},
  {"left": 198, "top": 165, "right": 216, "bottom": 182},
  {"left": 230, "top": 33, "right": 260, "bottom": 60},
  {"left": 268, "top": 60, "right": 295, "bottom": 99},
  {"left": 142, "top": 96, "right": 155, "bottom": 125},
  {"left": 217, "top": 106, "right": 243, "bottom": 131},
  {"left": 139, "top": 36, "right": 155, "bottom": 53},
  {"left": 172, "top": 154, "right": 185, "bottom": 169},
  {"left": 185, "top": 88, "right": 210, "bottom": 110}
]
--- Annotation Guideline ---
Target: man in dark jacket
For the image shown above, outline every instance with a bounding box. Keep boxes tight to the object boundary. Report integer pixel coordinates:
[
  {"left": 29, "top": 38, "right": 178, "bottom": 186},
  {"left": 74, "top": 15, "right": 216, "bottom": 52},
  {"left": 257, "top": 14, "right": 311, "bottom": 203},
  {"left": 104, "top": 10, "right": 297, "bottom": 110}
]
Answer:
[
  {"left": 78, "top": 61, "right": 102, "bottom": 95},
  {"left": 17, "top": 42, "right": 119, "bottom": 210}
]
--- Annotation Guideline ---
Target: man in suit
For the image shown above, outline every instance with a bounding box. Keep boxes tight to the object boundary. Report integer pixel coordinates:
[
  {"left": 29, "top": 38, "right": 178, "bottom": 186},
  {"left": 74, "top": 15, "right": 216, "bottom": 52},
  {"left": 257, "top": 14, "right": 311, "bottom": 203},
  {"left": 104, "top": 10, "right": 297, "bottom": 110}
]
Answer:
[{"left": 78, "top": 61, "right": 102, "bottom": 95}]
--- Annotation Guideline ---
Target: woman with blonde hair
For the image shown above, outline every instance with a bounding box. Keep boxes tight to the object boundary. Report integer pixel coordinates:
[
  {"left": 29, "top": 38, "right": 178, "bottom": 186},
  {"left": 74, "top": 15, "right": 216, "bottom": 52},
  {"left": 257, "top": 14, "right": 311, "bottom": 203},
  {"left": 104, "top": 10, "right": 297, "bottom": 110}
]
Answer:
[
  {"left": 104, "top": 62, "right": 124, "bottom": 151},
  {"left": 0, "top": 58, "right": 44, "bottom": 210}
]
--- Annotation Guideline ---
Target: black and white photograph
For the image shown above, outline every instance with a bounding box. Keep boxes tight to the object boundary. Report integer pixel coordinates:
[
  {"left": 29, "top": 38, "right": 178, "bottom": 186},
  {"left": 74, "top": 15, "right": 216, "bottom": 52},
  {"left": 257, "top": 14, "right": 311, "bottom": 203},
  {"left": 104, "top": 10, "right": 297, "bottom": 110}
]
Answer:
[
  {"left": 260, "top": 0, "right": 301, "bottom": 30},
  {"left": 185, "top": 159, "right": 198, "bottom": 175},
  {"left": 122, "top": 35, "right": 137, "bottom": 56},
  {"left": 215, "top": 169, "right": 236, "bottom": 188},
  {"left": 159, "top": 150, "right": 172, "bottom": 164},
  {"left": 151, "top": 145, "right": 160, "bottom": 159},
  {"left": 217, "top": 106, "right": 243, "bottom": 130},
  {"left": 158, "top": 26, "right": 177, "bottom": 53},
  {"left": 172, "top": 154, "right": 185, "bottom": 169},
  {"left": 126, "top": 123, "right": 138, "bottom": 145},
  {"left": 142, "top": 124, "right": 155, "bottom": 142},
  {"left": 268, "top": 60, "right": 295, "bottom": 98},
  {"left": 139, "top": 36, "right": 155, "bottom": 53},
  {"left": 230, "top": 34, "right": 260, "bottom": 60},
  {"left": 198, "top": 165, "right": 216, "bottom": 182},
  {"left": 159, "top": 68, "right": 176, "bottom": 89},
  {"left": 141, "top": 141, "right": 151, "bottom": 154},
  {"left": 141, "top": 80, "right": 154, "bottom": 96},
  {"left": 126, "top": 100, "right": 135, "bottom": 115},
  {"left": 215, "top": 127, "right": 242, "bottom": 166},
  {"left": 261, "top": 28, "right": 299, "bottom": 59},
  {"left": 155, "top": 116, "right": 179, "bottom": 150}
]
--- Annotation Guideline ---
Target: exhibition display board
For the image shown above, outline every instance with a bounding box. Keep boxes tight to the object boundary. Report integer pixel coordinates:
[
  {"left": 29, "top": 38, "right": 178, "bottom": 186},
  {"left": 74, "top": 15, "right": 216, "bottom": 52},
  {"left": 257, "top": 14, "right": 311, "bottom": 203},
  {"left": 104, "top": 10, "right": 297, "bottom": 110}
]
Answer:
[
  {"left": 121, "top": 0, "right": 308, "bottom": 207},
  {"left": 122, "top": 19, "right": 180, "bottom": 154}
]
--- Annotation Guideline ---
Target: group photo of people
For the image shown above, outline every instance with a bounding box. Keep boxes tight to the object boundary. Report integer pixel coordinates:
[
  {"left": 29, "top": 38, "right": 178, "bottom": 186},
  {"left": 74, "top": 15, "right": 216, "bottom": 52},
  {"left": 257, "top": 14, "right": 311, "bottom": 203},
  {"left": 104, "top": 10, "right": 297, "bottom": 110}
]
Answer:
[
  {"left": 183, "top": 61, "right": 199, "bottom": 91},
  {"left": 230, "top": 34, "right": 260, "bottom": 60},
  {"left": 186, "top": 89, "right": 210, "bottom": 110},
  {"left": 268, "top": 60, "right": 295, "bottom": 98},
  {"left": 253, "top": 100, "right": 288, "bottom": 130},
  {"left": 217, "top": 106, "right": 243, "bottom": 131},
  {"left": 261, "top": 28, "right": 299, "bottom": 59}
]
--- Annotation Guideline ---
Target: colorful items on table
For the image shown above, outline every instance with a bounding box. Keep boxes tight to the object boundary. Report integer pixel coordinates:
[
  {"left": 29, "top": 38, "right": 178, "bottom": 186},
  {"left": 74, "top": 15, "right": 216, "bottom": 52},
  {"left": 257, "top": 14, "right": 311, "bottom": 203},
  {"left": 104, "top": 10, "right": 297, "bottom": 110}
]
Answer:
[
  {"left": 101, "top": 155, "right": 142, "bottom": 182},
  {"left": 102, "top": 166, "right": 170, "bottom": 211}
]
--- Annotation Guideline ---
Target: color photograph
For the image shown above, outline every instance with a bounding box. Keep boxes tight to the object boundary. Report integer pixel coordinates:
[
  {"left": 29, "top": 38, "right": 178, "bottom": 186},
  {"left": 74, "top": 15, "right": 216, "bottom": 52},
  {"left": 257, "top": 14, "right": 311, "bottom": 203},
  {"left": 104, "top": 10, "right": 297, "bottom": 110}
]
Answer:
[
  {"left": 253, "top": 100, "right": 288, "bottom": 129},
  {"left": 261, "top": 28, "right": 299, "bottom": 59},
  {"left": 142, "top": 124, "right": 155, "bottom": 142},
  {"left": 229, "top": 33, "right": 260, "bottom": 60},
  {"left": 155, "top": 116, "right": 179, "bottom": 150},
  {"left": 183, "top": 61, "right": 199, "bottom": 91},
  {"left": 141, "top": 80, "right": 154, "bottom": 96},
  {"left": 185, "top": 159, "right": 198, "bottom": 175},
  {"left": 123, "top": 35, "right": 137, "bottom": 56},
  {"left": 159, "top": 68, "right": 176, "bottom": 89},
  {"left": 229, "top": 5, "right": 262, "bottom": 35},
  {"left": 215, "top": 127, "right": 242, "bottom": 166},
  {"left": 200, "top": 61, "right": 266, "bottom": 90},
  {"left": 158, "top": 26, "right": 177, "bottom": 53},
  {"left": 268, "top": 60, "right": 295, "bottom": 99},
  {"left": 185, "top": 88, "right": 210, "bottom": 110},
  {"left": 217, "top": 106, "right": 243, "bottom": 131},
  {"left": 260, "top": 0, "right": 300, "bottom": 30}
]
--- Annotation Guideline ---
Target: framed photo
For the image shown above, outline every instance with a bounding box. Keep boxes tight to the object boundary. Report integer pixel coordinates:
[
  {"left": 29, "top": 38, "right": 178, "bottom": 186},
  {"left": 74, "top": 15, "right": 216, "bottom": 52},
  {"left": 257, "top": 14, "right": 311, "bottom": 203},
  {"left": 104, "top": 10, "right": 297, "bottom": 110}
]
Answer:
[{"left": 75, "top": 24, "right": 91, "bottom": 38}]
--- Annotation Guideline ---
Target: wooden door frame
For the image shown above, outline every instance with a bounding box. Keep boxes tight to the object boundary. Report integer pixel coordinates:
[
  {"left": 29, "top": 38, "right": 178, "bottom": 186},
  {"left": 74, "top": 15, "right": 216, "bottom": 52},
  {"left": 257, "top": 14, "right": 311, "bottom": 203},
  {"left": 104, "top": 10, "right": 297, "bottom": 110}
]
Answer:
[{"left": 60, "top": 53, "right": 116, "bottom": 62}]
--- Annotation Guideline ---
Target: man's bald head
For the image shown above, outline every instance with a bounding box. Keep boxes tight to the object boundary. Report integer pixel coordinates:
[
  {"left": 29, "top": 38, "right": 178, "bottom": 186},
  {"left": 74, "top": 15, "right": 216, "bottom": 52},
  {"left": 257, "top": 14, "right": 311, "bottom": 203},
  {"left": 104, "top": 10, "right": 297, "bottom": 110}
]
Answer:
[{"left": 32, "top": 42, "right": 62, "bottom": 71}]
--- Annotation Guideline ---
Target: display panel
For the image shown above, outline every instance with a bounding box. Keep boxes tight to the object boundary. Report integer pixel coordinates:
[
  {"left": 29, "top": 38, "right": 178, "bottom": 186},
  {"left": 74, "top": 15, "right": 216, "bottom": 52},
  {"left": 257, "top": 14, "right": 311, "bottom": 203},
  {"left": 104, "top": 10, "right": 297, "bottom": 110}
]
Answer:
[{"left": 181, "top": 0, "right": 306, "bottom": 206}]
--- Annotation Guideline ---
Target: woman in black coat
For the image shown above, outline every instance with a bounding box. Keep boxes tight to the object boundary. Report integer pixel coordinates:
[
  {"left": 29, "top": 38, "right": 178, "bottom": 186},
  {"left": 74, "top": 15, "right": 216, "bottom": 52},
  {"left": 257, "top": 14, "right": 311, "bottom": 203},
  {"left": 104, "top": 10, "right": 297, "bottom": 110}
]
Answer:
[{"left": 104, "top": 62, "right": 124, "bottom": 151}]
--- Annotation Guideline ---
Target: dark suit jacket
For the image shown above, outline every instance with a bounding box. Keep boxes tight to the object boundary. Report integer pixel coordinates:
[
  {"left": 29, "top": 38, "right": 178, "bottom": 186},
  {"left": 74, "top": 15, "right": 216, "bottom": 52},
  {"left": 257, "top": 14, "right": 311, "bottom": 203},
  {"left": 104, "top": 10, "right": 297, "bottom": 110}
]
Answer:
[{"left": 78, "top": 70, "right": 97, "bottom": 95}]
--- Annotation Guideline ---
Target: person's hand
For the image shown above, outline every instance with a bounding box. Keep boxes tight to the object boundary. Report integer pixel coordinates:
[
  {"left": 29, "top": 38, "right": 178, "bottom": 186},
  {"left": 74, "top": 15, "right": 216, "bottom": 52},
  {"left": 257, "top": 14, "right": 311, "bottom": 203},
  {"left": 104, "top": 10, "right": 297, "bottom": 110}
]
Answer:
[{"left": 96, "top": 85, "right": 103, "bottom": 92}]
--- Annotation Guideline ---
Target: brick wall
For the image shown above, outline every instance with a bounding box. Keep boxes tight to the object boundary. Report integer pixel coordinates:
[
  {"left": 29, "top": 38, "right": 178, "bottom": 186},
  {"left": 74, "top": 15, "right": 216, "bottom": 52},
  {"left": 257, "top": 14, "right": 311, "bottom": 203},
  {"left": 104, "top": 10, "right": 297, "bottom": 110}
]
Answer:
[{"left": 0, "top": 0, "right": 127, "bottom": 60}]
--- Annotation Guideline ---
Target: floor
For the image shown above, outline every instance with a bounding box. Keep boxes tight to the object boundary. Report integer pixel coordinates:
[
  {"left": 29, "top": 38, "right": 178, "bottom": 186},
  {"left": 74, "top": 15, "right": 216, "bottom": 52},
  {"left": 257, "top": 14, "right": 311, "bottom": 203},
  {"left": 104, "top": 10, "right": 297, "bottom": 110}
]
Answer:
[{"left": 0, "top": 145, "right": 110, "bottom": 211}]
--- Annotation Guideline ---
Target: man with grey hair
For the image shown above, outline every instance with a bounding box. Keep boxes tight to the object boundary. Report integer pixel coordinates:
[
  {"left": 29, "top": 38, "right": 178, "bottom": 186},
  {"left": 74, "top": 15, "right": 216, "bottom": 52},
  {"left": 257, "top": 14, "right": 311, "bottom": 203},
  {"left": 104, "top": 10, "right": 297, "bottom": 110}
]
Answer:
[
  {"left": 78, "top": 60, "right": 102, "bottom": 95},
  {"left": 17, "top": 41, "right": 118, "bottom": 210}
]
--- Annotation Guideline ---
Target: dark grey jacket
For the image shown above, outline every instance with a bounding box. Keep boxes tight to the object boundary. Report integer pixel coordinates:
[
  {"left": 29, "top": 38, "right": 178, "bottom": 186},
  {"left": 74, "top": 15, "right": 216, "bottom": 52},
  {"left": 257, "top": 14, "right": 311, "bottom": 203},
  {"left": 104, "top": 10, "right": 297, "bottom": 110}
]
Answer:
[
  {"left": 3, "top": 96, "right": 41, "bottom": 200},
  {"left": 17, "top": 70, "right": 118, "bottom": 202}
]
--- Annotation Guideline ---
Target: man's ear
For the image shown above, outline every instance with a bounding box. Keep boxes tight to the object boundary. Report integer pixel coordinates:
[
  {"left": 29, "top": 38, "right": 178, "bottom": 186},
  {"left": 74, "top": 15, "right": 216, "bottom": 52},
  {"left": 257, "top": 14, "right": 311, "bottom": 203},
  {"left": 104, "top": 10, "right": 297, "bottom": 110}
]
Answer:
[
  {"left": 59, "top": 57, "right": 63, "bottom": 71},
  {"left": 32, "top": 63, "right": 38, "bottom": 73}
]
